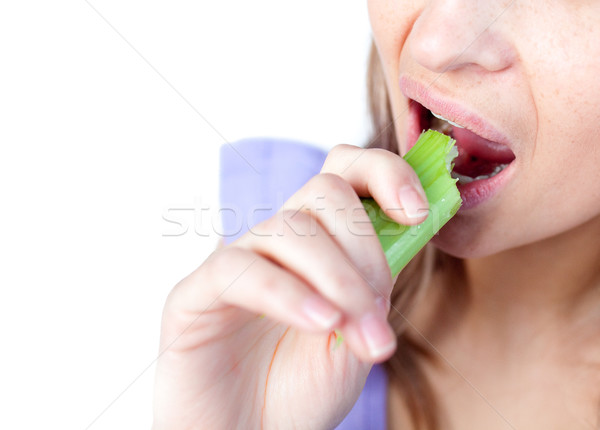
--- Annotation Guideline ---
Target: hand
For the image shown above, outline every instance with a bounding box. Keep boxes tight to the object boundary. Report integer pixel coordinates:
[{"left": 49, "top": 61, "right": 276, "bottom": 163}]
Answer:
[{"left": 152, "top": 145, "right": 429, "bottom": 429}]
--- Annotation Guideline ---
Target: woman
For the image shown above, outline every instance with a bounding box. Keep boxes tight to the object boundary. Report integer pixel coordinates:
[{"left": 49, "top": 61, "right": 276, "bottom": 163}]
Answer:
[{"left": 153, "top": 1, "right": 600, "bottom": 428}]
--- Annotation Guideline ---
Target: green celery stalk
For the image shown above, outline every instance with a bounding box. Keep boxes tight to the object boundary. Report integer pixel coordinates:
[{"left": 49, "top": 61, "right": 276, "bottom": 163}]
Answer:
[{"left": 362, "top": 130, "right": 462, "bottom": 277}]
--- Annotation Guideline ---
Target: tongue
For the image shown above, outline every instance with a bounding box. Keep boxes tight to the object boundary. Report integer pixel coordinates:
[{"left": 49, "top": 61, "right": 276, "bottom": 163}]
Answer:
[
  {"left": 452, "top": 128, "right": 515, "bottom": 178},
  {"left": 452, "top": 128, "right": 514, "bottom": 162}
]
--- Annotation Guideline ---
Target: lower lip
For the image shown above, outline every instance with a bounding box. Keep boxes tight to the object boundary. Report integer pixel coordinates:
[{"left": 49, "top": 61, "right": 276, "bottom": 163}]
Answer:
[
  {"left": 406, "top": 99, "right": 514, "bottom": 211},
  {"left": 454, "top": 163, "right": 515, "bottom": 210}
]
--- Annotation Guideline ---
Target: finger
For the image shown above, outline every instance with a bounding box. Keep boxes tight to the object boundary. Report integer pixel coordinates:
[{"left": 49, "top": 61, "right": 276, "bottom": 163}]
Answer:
[
  {"left": 321, "top": 144, "right": 430, "bottom": 225},
  {"left": 339, "top": 305, "right": 397, "bottom": 363},
  {"left": 166, "top": 247, "right": 343, "bottom": 337},
  {"left": 237, "top": 210, "right": 396, "bottom": 361},
  {"left": 238, "top": 209, "right": 386, "bottom": 318},
  {"left": 282, "top": 173, "right": 392, "bottom": 301}
]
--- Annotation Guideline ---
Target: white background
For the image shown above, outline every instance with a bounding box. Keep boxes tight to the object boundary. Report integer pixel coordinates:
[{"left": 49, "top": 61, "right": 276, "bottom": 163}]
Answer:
[{"left": 0, "top": 1, "right": 372, "bottom": 429}]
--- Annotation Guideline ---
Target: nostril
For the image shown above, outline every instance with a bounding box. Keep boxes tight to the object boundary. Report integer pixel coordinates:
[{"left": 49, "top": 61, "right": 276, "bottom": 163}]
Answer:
[{"left": 408, "top": 5, "right": 516, "bottom": 74}]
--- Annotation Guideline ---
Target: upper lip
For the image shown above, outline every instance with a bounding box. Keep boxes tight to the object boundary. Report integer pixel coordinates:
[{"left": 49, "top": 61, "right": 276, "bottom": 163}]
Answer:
[{"left": 400, "top": 76, "right": 513, "bottom": 151}]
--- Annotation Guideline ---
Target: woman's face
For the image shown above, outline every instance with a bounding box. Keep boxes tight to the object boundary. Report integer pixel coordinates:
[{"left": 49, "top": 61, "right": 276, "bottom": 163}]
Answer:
[{"left": 368, "top": 0, "right": 600, "bottom": 258}]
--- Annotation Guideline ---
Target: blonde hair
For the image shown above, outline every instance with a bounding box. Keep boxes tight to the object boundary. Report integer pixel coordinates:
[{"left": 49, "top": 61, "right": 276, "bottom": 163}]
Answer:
[{"left": 366, "top": 41, "right": 466, "bottom": 430}]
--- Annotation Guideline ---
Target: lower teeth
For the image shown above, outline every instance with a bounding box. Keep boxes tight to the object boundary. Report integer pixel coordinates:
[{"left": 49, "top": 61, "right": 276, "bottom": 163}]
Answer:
[
  {"left": 430, "top": 113, "right": 511, "bottom": 185},
  {"left": 451, "top": 163, "right": 508, "bottom": 185}
]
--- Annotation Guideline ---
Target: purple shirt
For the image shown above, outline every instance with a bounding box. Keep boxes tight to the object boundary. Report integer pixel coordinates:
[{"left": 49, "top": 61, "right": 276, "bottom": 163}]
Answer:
[{"left": 220, "top": 137, "right": 388, "bottom": 430}]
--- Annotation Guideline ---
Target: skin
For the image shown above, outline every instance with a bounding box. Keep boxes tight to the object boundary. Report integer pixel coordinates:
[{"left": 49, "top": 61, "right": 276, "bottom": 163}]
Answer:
[
  {"left": 368, "top": 0, "right": 600, "bottom": 428},
  {"left": 369, "top": 0, "right": 600, "bottom": 258},
  {"left": 153, "top": 147, "right": 429, "bottom": 429},
  {"left": 154, "top": 1, "right": 600, "bottom": 428}
]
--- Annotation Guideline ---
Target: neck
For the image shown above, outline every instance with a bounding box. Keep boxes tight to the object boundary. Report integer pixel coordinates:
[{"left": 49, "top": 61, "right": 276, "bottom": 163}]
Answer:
[{"left": 464, "top": 215, "right": 600, "bottom": 332}]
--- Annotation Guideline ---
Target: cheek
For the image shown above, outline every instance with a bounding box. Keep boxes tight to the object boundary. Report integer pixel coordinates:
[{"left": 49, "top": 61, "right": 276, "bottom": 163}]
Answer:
[
  {"left": 367, "top": 1, "right": 414, "bottom": 78},
  {"left": 437, "top": 98, "right": 600, "bottom": 260},
  {"left": 368, "top": 1, "right": 423, "bottom": 152},
  {"left": 443, "top": 5, "right": 600, "bottom": 257},
  {"left": 521, "top": 13, "right": 600, "bottom": 223}
]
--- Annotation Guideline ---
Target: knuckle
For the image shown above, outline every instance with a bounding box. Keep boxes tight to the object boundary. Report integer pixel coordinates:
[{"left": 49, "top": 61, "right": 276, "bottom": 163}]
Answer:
[
  {"left": 251, "top": 209, "right": 317, "bottom": 239},
  {"left": 302, "top": 173, "right": 356, "bottom": 214},
  {"left": 328, "top": 271, "right": 373, "bottom": 309},
  {"left": 279, "top": 208, "right": 309, "bottom": 224},
  {"left": 328, "top": 270, "right": 357, "bottom": 291},
  {"left": 367, "top": 147, "right": 396, "bottom": 159},
  {"left": 321, "top": 144, "right": 358, "bottom": 173},
  {"left": 278, "top": 209, "right": 315, "bottom": 237},
  {"left": 249, "top": 215, "right": 276, "bottom": 237},
  {"left": 363, "top": 258, "right": 390, "bottom": 283},
  {"left": 259, "top": 272, "right": 285, "bottom": 297},
  {"left": 309, "top": 172, "right": 354, "bottom": 196},
  {"left": 205, "top": 246, "right": 246, "bottom": 283},
  {"left": 245, "top": 211, "right": 307, "bottom": 240},
  {"left": 324, "top": 143, "right": 353, "bottom": 161}
]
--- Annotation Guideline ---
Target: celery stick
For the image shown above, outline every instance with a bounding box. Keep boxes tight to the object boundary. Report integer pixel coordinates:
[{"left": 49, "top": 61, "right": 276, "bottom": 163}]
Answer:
[{"left": 362, "top": 130, "right": 462, "bottom": 277}]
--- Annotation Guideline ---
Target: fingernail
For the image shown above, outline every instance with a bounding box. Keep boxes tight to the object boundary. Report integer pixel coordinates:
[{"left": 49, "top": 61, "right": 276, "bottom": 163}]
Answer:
[
  {"left": 360, "top": 312, "right": 396, "bottom": 359},
  {"left": 302, "top": 296, "right": 341, "bottom": 329},
  {"left": 398, "top": 185, "right": 428, "bottom": 219}
]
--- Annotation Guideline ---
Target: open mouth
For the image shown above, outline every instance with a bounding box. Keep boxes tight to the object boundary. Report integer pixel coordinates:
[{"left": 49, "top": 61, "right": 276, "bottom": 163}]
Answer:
[
  {"left": 417, "top": 104, "right": 516, "bottom": 186},
  {"left": 405, "top": 97, "right": 517, "bottom": 209},
  {"left": 400, "top": 76, "right": 517, "bottom": 210}
]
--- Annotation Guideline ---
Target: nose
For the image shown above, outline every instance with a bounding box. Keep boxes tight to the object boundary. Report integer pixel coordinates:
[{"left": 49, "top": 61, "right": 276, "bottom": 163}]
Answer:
[{"left": 409, "top": 0, "right": 516, "bottom": 73}]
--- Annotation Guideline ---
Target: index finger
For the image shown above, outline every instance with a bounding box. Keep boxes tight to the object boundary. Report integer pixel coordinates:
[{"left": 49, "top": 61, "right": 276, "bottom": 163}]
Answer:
[{"left": 321, "top": 145, "right": 429, "bottom": 226}]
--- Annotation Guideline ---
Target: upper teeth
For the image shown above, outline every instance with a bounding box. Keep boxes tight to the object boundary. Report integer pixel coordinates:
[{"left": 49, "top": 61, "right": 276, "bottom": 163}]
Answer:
[{"left": 431, "top": 111, "right": 464, "bottom": 129}]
